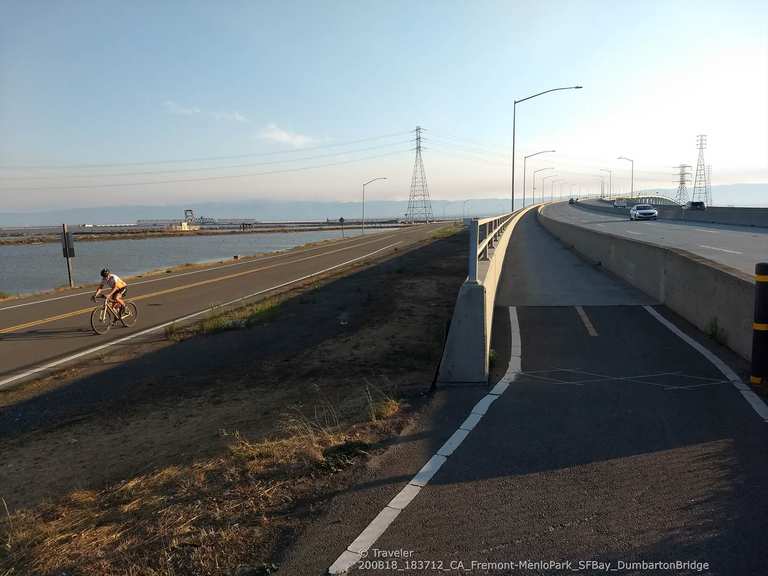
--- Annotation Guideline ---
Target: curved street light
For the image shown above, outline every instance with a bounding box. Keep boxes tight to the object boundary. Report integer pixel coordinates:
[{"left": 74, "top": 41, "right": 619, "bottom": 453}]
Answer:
[
  {"left": 523, "top": 149, "right": 556, "bottom": 208},
  {"left": 362, "top": 177, "right": 386, "bottom": 234},
  {"left": 617, "top": 156, "right": 634, "bottom": 198},
  {"left": 511, "top": 85, "right": 583, "bottom": 211},
  {"left": 533, "top": 167, "right": 554, "bottom": 204}
]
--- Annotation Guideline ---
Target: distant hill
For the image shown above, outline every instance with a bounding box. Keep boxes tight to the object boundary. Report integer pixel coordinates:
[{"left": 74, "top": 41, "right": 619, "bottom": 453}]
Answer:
[
  {"left": 0, "top": 199, "right": 515, "bottom": 227},
  {"left": 1, "top": 183, "right": 765, "bottom": 226}
]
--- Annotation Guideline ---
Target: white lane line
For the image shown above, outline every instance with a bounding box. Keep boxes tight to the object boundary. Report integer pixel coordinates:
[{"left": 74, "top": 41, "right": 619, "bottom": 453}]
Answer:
[
  {"left": 699, "top": 244, "right": 743, "bottom": 255},
  {"left": 694, "top": 228, "right": 720, "bottom": 234},
  {"left": 0, "top": 242, "right": 402, "bottom": 390},
  {"left": 0, "top": 229, "right": 409, "bottom": 312},
  {"left": 625, "top": 230, "right": 644, "bottom": 235},
  {"left": 328, "top": 306, "right": 522, "bottom": 575},
  {"left": 643, "top": 306, "right": 767, "bottom": 422},
  {"left": 575, "top": 306, "right": 598, "bottom": 337}
]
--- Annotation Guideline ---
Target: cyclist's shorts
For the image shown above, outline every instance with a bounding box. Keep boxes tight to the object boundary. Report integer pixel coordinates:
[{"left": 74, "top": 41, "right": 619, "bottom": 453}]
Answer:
[{"left": 114, "top": 286, "right": 127, "bottom": 298}]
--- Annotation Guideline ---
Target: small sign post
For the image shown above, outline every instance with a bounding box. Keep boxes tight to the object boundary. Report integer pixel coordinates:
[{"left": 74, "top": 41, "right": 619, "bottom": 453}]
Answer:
[
  {"left": 339, "top": 217, "right": 345, "bottom": 238},
  {"left": 61, "top": 223, "right": 75, "bottom": 288}
]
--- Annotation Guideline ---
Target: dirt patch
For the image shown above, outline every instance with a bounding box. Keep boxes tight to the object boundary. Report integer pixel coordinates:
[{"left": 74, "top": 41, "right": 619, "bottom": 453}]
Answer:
[{"left": 0, "top": 229, "right": 467, "bottom": 574}]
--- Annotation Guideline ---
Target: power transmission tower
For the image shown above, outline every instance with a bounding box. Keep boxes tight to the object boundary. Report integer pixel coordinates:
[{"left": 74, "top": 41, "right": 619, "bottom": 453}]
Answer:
[
  {"left": 691, "top": 134, "right": 709, "bottom": 204},
  {"left": 405, "top": 126, "right": 434, "bottom": 223},
  {"left": 674, "top": 164, "right": 692, "bottom": 205}
]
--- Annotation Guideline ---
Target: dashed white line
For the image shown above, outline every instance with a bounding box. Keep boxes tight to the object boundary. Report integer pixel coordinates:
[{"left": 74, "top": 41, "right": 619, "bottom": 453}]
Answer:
[
  {"left": 625, "top": 230, "right": 644, "bottom": 235},
  {"left": 327, "top": 307, "right": 523, "bottom": 574},
  {"left": 693, "top": 228, "right": 720, "bottom": 234},
  {"left": 699, "top": 244, "right": 743, "bottom": 255}
]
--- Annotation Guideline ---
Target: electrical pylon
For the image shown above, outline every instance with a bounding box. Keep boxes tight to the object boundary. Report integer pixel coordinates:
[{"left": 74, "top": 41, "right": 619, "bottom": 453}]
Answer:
[
  {"left": 405, "top": 126, "right": 434, "bottom": 223},
  {"left": 691, "top": 135, "right": 709, "bottom": 204},
  {"left": 674, "top": 164, "right": 692, "bottom": 205}
]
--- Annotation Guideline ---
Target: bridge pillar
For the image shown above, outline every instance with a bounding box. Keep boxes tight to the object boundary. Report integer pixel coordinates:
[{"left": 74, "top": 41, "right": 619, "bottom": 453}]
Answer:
[{"left": 752, "top": 263, "right": 768, "bottom": 390}]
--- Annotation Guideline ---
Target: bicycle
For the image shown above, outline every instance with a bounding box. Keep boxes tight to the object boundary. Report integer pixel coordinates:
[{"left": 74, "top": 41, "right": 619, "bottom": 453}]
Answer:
[{"left": 90, "top": 295, "right": 138, "bottom": 334}]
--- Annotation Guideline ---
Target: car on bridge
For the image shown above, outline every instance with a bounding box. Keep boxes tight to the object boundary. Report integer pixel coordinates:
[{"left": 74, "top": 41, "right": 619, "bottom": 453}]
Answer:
[{"left": 629, "top": 204, "right": 658, "bottom": 221}]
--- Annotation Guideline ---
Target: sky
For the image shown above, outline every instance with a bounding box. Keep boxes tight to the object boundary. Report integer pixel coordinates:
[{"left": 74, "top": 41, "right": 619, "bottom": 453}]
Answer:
[{"left": 1, "top": 0, "right": 767, "bottom": 213}]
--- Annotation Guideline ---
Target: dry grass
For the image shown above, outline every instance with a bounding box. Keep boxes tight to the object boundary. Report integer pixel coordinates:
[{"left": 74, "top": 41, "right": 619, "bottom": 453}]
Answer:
[
  {"left": 0, "top": 385, "right": 401, "bottom": 576},
  {"left": 430, "top": 223, "right": 463, "bottom": 239},
  {"left": 166, "top": 298, "right": 282, "bottom": 341}
]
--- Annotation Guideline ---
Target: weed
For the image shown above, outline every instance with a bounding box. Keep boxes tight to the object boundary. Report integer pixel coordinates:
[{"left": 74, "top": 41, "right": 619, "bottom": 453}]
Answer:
[
  {"left": 431, "top": 224, "right": 462, "bottom": 239},
  {"left": 489, "top": 348, "right": 497, "bottom": 368},
  {"left": 706, "top": 317, "right": 727, "bottom": 345},
  {"left": 164, "top": 322, "right": 183, "bottom": 342},
  {"left": 0, "top": 291, "right": 12, "bottom": 300}
]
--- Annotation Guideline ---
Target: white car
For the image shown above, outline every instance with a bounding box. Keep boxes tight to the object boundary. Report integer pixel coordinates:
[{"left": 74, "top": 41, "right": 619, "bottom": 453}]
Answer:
[{"left": 629, "top": 204, "right": 658, "bottom": 220}]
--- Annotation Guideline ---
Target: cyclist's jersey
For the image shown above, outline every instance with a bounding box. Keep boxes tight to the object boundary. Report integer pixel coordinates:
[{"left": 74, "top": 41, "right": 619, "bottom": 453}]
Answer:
[{"left": 102, "top": 273, "right": 127, "bottom": 290}]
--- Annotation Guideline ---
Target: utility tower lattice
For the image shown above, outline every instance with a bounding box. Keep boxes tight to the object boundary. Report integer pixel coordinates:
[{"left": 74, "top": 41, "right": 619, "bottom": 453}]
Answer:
[
  {"left": 674, "top": 164, "right": 692, "bottom": 205},
  {"left": 691, "top": 135, "right": 711, "bottom": 205},
  {"left": 405, "top": 126, "right": 434, "bottom": 223}
]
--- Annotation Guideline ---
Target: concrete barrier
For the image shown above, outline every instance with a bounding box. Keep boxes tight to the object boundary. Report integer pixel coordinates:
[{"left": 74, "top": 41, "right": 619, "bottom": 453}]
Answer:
[
  {"left": 538, "top": 204, "right": 755, "bottom": 361},
  {"left": 438, "top": 205, "right": 538, "bottom": 383},
  {"left": 577, "top": 199, "right": 768, "bottom": 228}
]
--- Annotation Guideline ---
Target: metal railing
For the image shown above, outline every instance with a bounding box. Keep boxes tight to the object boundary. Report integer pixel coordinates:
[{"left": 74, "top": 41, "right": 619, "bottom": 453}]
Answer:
[{"left": 467, "top": 211, "right": 516, "bottom": 283}]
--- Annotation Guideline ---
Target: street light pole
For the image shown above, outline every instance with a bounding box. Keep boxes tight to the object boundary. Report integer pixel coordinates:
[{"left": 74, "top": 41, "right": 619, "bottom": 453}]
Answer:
[
  {"left": 617, "top": 156, "right": 634, "bottom": 198},
  {"left": 511, "top": 85, "right": 582, "bottom": 212},
  {"left": 362, "top": 177, "right": 386, "bottom": 235},
  {"left": 523, "top": 149, "right": 555, "bottom": 208},
  {"left": 551, "top": 179, "right": 564, "bottom": 202},
  {"left": 533, "top": 167, "right": 554, "bottom": 204},
  {"left": 600, "top": 168, "right": 613, "bottom": 199},
  {"left": 542, "top": 175, "right": 557, "bottom": 203}
]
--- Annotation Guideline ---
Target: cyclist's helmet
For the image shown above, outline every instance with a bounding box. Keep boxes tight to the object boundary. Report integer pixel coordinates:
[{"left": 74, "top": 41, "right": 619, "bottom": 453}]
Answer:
[{"left": 100, "top": 268, "right": 110, "bottom": 278}]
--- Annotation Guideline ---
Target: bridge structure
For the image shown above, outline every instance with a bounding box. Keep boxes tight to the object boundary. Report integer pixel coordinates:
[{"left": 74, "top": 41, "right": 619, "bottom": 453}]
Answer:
[
  {"left": 308, "top": 200, "right": 768, "bottom": 575},
  {"left": 3, "top": 202, "right": 768, "bottom": 574}
]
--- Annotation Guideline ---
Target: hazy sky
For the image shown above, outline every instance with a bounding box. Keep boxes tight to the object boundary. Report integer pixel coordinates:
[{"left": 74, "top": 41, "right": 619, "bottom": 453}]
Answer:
[{"left": 1, "top": 0, "right": 766, "bottom": 211}]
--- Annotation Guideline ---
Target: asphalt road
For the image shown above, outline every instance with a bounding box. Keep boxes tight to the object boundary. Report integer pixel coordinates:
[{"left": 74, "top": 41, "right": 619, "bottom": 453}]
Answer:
[
  {"left": 550, "top": 201, "right": 767, "bottom": 276},
  {"left": 279, "top": 211, "right": 768, "bottom": 575},
  {"left": 0, "top": 224, "right": 443, "bottom": 388}
]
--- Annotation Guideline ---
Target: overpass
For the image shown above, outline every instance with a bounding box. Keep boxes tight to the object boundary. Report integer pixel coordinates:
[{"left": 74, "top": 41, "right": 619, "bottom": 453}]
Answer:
[{"left": 280, "top": 202, "right": 768, "bottom": 575}]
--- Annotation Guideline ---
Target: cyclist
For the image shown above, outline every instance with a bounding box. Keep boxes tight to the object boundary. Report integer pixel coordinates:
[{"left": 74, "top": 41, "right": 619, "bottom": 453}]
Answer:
[{"left": 92, "top": 268, "right": 128, "bottom": 316}]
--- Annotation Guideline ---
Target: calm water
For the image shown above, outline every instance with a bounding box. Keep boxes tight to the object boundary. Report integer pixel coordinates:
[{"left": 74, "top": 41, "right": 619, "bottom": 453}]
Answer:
[{"left": 0, "top": 228, "right": 383, "bottom": 295}]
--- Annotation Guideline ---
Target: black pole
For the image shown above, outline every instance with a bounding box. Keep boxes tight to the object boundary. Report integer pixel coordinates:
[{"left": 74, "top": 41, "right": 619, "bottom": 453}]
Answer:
[{"left": 751, "top": 262, "right": 768, "bottom": 389}]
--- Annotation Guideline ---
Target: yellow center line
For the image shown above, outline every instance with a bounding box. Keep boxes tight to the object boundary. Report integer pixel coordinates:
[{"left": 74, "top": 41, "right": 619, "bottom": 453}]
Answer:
[{"left": 0, "top": 231, "right": 412, "bottom": 334}]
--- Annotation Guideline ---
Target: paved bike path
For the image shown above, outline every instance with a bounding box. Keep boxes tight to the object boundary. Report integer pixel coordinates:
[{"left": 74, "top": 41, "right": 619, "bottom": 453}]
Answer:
[{"left": 279, "top": 211, "right": 768, "bottom": 575}]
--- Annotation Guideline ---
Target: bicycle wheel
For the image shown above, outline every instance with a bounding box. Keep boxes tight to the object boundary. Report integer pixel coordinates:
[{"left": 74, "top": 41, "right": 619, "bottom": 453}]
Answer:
[
  {"left": 91, "top": 307, "right": 111, "bottom": 334},
  {"left": 120, "top": 302, "right": 138, "bottom": 327}
]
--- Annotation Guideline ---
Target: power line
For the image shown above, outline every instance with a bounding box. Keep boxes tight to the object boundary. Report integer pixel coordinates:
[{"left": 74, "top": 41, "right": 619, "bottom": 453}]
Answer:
[
  {"left": 0, "top": 148, "right": 411, "bottom": 192},
  {"left": 0, "top": 130, "right": 412, "bottom": 170},
  {"left": 0, "top": 139, "right": 413, "bottom": 181}
]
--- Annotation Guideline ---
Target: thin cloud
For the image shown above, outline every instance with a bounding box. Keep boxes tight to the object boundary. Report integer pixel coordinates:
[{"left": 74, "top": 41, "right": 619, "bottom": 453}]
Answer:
[
  {"left": 259, "top": 123, "right": 314, "bottom": 148},
  {"left": 213, "top": 111, "right": 250, "bottom": 123},
  {"left": 164, "top": 100, "right": 201, "bottom": 116}
]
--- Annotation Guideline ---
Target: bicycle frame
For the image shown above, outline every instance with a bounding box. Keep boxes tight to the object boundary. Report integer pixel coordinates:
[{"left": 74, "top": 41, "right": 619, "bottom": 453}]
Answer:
[{"left": 96, "top": 296, "right": 122, "bottom": 323}]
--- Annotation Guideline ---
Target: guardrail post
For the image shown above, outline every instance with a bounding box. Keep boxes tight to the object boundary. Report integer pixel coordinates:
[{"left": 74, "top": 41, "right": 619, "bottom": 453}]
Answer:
[
  {"left": 468, "top": 219, "right": 479, "bottom": 283},
  {"left": 752, "top": 262, "right": 768, "bottom": 390}
]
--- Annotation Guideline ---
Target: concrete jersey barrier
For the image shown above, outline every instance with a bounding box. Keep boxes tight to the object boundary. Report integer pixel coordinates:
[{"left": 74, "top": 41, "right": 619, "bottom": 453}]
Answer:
[
  {"left": 578, "top": 199, "right": 768, "bottom": 229},
  {"left": 538, "top": 204, "right": 755, "bottom": 361},
  {"left": 438, "top": 205, "right": 538, "bottom": 383}
]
